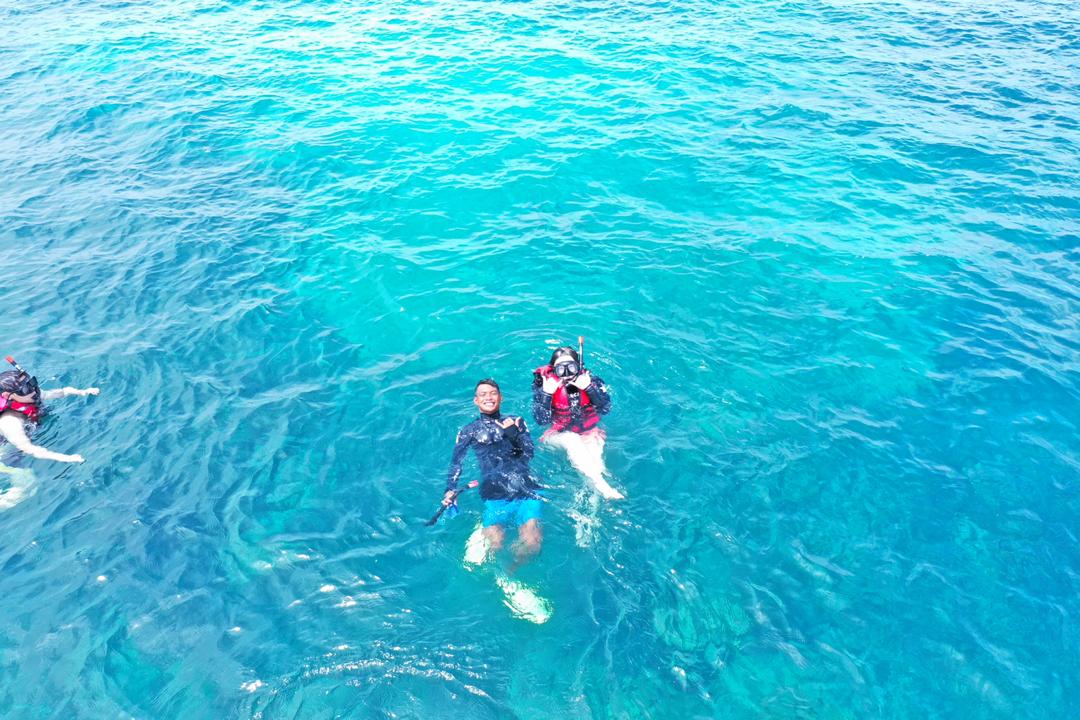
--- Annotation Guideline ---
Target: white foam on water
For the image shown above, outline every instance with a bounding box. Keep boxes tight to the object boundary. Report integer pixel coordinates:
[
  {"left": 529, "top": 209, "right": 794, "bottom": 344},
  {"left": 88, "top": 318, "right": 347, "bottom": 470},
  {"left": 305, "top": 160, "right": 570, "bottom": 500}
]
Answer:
[
  {"left": 495, "top": 575, "right": 553, "bottom": 624},
  {"left": 0, "top": 465, "right": 37, "bottom": 512}
]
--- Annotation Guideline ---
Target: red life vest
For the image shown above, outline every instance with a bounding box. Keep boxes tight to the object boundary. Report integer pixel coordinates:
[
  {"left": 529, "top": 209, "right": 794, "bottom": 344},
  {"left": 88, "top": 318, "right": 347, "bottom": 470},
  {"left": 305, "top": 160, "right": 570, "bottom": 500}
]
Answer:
[
  {"left": 536, "top": 365, "right": 601, "bottom": 433},
  {"left": 0, "top": 395, "right": 41, "bottom": 422}
]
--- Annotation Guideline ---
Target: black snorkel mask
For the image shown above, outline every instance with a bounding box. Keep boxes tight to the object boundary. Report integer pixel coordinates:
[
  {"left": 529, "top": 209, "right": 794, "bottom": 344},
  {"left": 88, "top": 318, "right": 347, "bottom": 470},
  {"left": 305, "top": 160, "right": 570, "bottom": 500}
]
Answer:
[
  {"left": 5, "top": 355, "right": 40, "bottom": 402},
  {"left": 553, "top": 359, "right": 581, "bottom": 379}
]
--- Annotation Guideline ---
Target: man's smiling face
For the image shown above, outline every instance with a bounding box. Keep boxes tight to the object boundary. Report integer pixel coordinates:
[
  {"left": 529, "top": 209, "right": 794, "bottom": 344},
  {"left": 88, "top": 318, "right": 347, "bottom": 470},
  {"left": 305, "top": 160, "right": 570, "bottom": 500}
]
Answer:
[{"left": 474, "top": 383, "right": 501, "bottom": 415}]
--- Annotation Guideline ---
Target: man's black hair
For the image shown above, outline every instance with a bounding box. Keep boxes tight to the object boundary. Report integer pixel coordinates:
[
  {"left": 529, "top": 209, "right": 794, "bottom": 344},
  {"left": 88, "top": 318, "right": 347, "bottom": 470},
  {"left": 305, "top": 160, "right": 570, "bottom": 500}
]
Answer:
[{"left": 475, "top": 378, "right": 500, "bottom": 393}]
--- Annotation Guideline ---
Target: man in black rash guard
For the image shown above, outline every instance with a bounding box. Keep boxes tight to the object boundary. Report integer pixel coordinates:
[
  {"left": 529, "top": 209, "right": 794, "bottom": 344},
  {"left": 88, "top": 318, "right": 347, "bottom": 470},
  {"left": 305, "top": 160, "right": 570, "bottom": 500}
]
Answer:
[{"left": 443, "top": 378, "right": 543, "bottom": 565}]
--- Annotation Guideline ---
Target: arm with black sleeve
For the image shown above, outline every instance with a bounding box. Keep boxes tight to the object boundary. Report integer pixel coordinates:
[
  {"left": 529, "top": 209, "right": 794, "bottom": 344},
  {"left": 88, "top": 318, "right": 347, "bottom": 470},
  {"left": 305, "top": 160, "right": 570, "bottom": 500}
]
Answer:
[
  {"left": 532, "top": 376, "right": 554, "bottom": 426},
  {"left": 502, "top": 417, "right": 534, "bottom": 462},
  {"left": 585, "top": 374, "right": 612, "bottom": 415},
  {"left": 445, "top": 426, "right": 474, "bottom": 493}
]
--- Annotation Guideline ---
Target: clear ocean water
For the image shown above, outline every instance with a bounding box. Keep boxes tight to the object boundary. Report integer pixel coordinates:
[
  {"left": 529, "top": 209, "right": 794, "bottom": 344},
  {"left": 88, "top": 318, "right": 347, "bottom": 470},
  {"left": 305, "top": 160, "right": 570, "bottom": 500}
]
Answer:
[{"left": 1, "top": 0, "right": 1078, "bottom": 717}]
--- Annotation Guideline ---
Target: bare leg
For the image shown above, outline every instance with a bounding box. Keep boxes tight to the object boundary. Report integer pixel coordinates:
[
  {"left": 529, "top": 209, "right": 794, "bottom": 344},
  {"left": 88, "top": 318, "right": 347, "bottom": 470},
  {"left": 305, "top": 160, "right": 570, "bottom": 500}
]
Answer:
[
  {"left": 510, "top": 519, "right": 542, "bottom": 573},
  {"left": 0, "top": 463, "right": 37, "bottom": 511},
  {"left": 482, "top": 524, "right": 506, "bottom": 557},
  {"left": 464, "top": 523, "right": 489, "bottom": 566},
  {"left": 546, "top": 431, "right": 623, "bottom": 499}
]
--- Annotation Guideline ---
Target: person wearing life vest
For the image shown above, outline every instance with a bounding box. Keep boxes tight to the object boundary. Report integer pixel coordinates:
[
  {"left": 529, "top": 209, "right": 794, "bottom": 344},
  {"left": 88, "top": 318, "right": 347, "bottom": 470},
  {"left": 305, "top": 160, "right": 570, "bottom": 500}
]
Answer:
[
  {"left": 0, "top": 358, "right": 99, "bottom": 464},
  {"left": 532, "top": 346, "right": 624, "bottom": 500}
]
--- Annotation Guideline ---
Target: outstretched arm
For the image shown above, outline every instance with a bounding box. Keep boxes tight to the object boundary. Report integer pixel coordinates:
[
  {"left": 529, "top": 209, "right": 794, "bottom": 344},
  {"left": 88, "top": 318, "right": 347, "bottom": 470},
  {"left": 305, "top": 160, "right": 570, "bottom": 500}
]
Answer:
[
  {"left": 41, "top": 386, "right": 99, "bottom": 401},
  {"left": 0, "top": 413, "right": 84, "bottom": 463}
]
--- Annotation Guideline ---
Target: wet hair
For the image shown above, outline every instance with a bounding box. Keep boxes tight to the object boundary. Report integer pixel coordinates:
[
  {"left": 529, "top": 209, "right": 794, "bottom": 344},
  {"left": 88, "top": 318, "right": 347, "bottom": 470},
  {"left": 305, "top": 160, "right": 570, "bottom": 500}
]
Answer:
[
  {"left": 549, "top": 346, "right": 580, "bottom": 366},
  {"left": 475, "top": 378, "right": 500, "bottom": 394},
  {"left": 0, "top": 369, "right": 39, "bottom": 402},
  {"left": 0, "top": 370, "right": 26, "bottom": 393}
]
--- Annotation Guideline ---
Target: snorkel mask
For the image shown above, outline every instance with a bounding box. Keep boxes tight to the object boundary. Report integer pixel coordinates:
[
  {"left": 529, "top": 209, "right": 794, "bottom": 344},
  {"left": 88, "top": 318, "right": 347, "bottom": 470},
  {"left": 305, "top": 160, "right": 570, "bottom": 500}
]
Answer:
[
  {"left": 550, "top": 345, "right": 582, "bottom": 380},
  {"left": 4, "top": 355, "right": 41, "bottom": 403},
  {"left": 553, "top": 359, "right": 581, "bottom": 379}
]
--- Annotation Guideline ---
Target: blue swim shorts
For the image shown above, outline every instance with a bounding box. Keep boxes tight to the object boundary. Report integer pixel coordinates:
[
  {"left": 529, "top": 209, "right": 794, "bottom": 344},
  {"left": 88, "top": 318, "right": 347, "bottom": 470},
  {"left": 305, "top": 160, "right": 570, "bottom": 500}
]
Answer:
[{"left": 482, "top": 495, "right": 544, "bottom": 528}]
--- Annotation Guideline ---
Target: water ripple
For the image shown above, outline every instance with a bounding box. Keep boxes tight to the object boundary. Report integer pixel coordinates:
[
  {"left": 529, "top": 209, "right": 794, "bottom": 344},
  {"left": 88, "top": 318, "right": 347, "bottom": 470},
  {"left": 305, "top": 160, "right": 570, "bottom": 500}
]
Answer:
[{"left": 2, "top": 0, "right": 1079, "bottom": 717}]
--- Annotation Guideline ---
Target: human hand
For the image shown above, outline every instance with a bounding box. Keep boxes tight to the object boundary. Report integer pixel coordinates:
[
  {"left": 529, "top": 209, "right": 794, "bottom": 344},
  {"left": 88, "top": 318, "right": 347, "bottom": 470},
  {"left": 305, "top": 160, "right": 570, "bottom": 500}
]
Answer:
[
  {"left": 498, "top": 416, "right": 521, "bottom": 430},
  {"left": 442, "top": 490, "right": 456, "bottom": 507},
  {"left": 541, "top": 375, "right": 562, "bottom": 394},
  {"left": 570, "top": 371, "right": 592, "bottom": 390},
  {"left": 83, "top": 387, "right": 100, "bottom": 396},
  {"left": 61, "top": 454, "right": 85, "bottom": 463}
]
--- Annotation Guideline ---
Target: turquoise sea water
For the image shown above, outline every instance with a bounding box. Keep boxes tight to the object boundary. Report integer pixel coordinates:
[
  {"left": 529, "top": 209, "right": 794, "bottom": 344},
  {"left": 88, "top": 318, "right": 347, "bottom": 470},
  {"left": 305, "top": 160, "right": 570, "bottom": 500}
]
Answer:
[{"left": 2, "top": 0, "right": 1079, "bottom": 716}]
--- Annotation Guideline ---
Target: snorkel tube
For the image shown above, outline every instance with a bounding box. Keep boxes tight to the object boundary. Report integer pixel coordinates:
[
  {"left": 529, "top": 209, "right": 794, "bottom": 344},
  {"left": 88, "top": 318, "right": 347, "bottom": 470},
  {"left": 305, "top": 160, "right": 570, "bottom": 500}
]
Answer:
[
  {"left": 578, "top": 336, "right": 584, "bottom": 367},
  {"left": 5, "top": 356, "right": 26, "bottom": 375}
]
